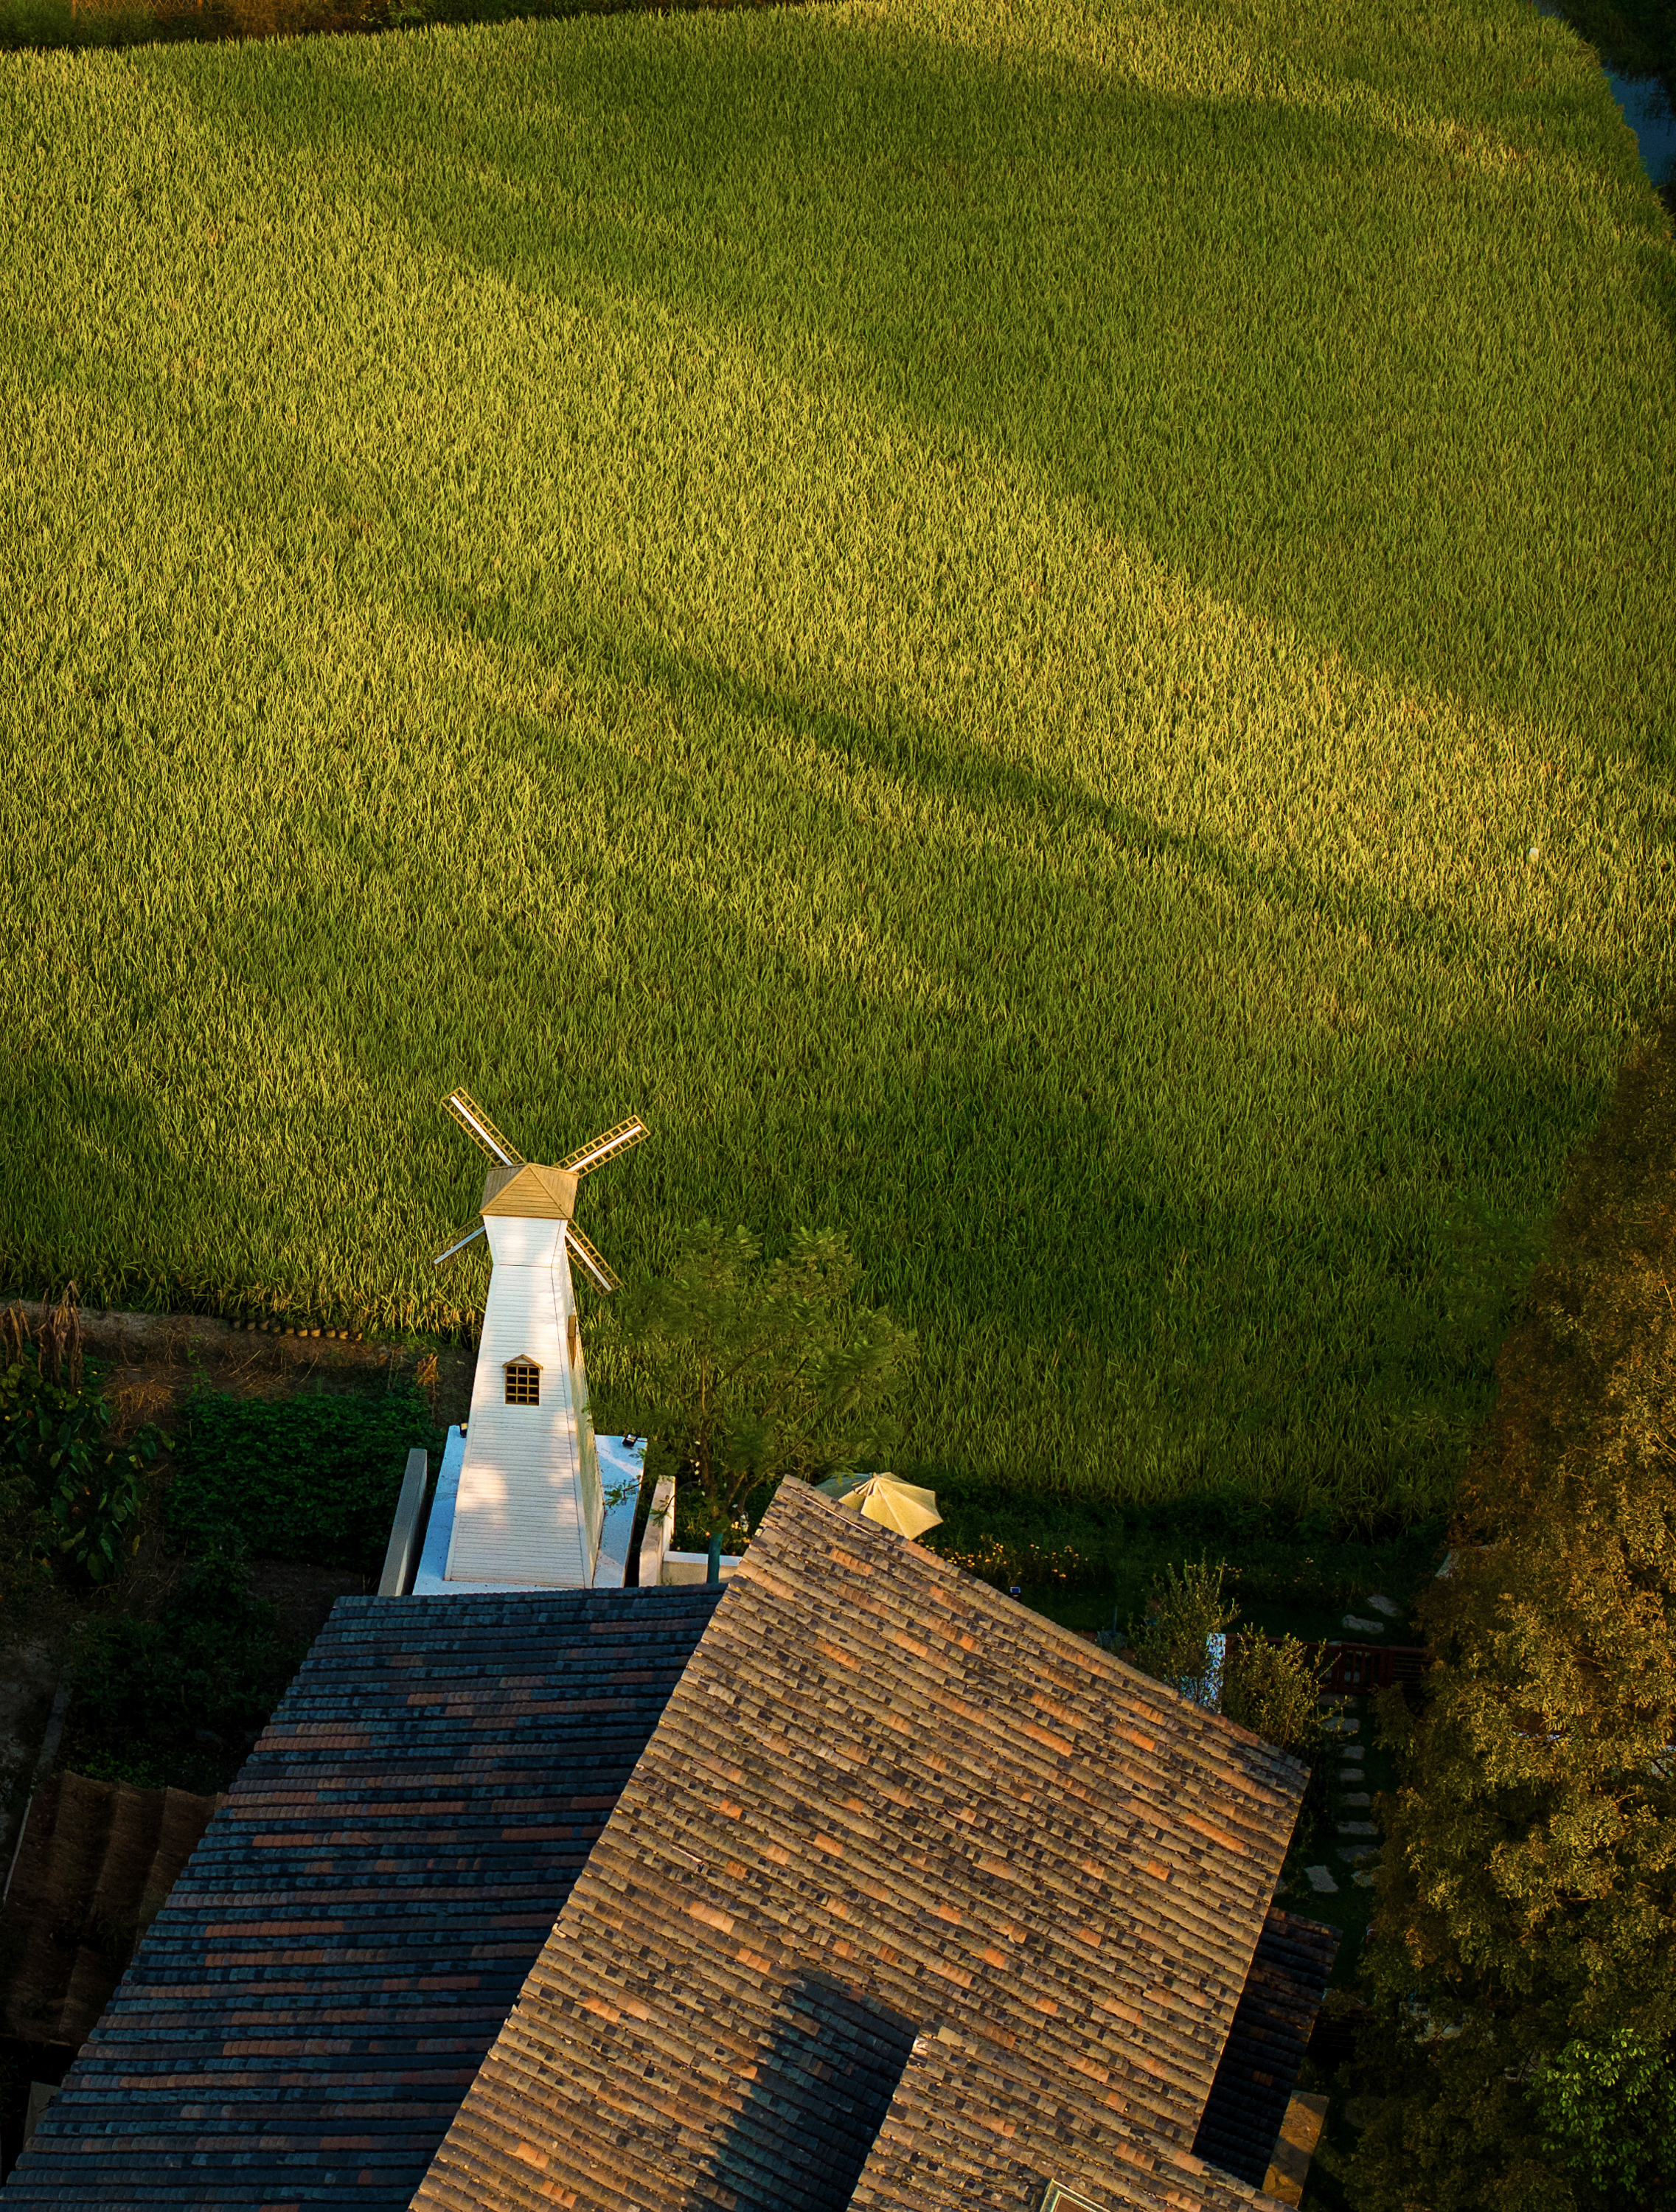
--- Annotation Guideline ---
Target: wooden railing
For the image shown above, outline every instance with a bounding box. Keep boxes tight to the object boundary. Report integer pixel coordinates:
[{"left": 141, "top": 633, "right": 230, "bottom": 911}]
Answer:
[
  {"left": 1322, "top": 1641, "right": 1427, "bottom": 1693},
  {"left": 1223, "top": 1633, "right": 1428, "bottom": 1694}
]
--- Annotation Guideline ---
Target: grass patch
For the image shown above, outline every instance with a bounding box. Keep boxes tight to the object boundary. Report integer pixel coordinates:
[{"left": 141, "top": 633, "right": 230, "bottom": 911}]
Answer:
[
  {"left": 1, "top": 0, "right": 1672, "bottom": 1526},
  {"left": 925, "top": 1479, "right": 1444, "bottom": 1639}
]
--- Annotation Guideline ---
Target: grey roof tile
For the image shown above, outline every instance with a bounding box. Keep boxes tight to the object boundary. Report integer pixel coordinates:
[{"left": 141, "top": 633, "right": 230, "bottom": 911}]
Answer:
[
  {"left": 4, "top": 1589, "right": 721, "bottom": 2208},
  {"left": 1190, "top": 1909, "right": 1338, "bottom": 2188}
]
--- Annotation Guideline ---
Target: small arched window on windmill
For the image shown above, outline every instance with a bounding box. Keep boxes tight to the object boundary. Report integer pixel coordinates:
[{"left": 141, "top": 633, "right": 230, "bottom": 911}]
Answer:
[{"left": 504, "top": 1357, "right": 542, "bottom": 1407}]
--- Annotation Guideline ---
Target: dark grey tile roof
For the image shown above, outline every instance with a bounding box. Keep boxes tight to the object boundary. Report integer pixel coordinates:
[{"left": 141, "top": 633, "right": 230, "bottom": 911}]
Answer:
[
  {"left": 411, "top": 1480, "right": 1310, "bottom": 2212},
  {"left": 1190, "top": 1909, "right": 1339, "bottom": 2189},
  {"left": 3, "top": 1589, "right": 722, "bottom": 2209}
]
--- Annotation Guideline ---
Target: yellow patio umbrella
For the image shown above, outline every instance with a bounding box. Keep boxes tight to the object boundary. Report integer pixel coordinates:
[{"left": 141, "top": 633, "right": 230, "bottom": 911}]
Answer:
[{"left": 815, "top": 1472, "right": 942, "bottom": 1540}]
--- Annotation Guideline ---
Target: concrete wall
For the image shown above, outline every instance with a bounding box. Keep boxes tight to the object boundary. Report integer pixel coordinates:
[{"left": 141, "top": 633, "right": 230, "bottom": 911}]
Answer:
[{"left": 661, "top": 1549, "right": 743, "bottom": 1587}]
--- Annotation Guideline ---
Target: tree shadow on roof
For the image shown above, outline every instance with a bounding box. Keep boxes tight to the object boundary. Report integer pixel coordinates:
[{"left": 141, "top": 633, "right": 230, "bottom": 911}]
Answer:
[{"left": 684, "top": 1969, "right": 917, "bottom": 2212}]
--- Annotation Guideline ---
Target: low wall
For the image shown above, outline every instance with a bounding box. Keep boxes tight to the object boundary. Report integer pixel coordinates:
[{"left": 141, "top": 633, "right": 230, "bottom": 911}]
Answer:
[
  {"left": 636, "top": 1477, "right": 675, "bottom": 1590},
  {"left": 378, "top": 1449, "right": 431, "bottom": 1597},
  {"left": 661, "top": 1549, "right": 743, "bottom": 1587}
]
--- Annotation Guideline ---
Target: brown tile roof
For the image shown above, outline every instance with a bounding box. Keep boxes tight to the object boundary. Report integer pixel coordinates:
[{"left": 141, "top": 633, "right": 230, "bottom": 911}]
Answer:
[
  {"left": 411, "top": 1478, "right": 1309, "bottom": 2212},
  {"left": 0, "top": 1773, "right": 222, "bottom": 2051},
  {"left": 850, "top": 2037, "right": 1298, "bottom": 2212}
]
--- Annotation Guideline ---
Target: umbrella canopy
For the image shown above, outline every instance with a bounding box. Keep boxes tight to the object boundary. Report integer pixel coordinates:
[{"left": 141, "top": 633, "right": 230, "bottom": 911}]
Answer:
[{"left": 814, "top": 1472, "right": 942, "bottom": 1540}]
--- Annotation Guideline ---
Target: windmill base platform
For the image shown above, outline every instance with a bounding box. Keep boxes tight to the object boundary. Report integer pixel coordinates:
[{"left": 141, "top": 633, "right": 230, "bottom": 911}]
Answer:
[{"left": 410, "top": 1428, "right": 644, "bottom": 1594}]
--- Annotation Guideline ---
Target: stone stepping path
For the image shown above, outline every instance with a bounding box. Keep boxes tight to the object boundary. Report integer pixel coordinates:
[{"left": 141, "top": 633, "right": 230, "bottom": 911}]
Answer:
[
  {"left": 1341, "top": 1593, "right": 1405, "bottom": 1635},
  {"left": 1292, "top": 1632, "right": 1411, "bottom": 1912}
]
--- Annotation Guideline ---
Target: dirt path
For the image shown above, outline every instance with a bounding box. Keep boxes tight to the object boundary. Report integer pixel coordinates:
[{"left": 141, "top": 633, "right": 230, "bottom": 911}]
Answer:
[{"left": 5, "top": 1299, "right": 474, "bottom": 1441}]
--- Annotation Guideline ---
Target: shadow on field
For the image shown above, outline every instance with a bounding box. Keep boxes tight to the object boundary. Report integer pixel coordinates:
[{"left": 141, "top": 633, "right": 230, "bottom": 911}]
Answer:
[
  {"left": 327, "top": 591, "right": 1571, "bottom": 1504},
  {"left": 175, "top": 3, "right": 1676, "bottom": 785},
  {"left": 0, "top": 0, "right": 798, "bottom": 58},
  {"left": 435, "top": 585, "right": 1649, "bottom": 1055}
]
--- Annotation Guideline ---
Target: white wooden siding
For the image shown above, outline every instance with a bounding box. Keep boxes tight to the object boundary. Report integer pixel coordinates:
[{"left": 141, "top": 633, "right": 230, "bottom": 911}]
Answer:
[{"left": 445, "top": 1215, "right": 599, "bottom": 1587}]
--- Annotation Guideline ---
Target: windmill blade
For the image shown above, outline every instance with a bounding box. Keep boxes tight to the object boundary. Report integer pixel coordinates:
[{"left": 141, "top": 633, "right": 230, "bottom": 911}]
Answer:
[
  {"left": 433, "top": 1222, "right": 488, "bottom": 1268},
  {"left": 559, "top": 1114, "right": 649, "bottom": 1178},
  {"left": 565, "top": 1221, "right": 621, "bottom": 1295},
  {"left": 443, "top": 1088, "right": 524, "bottom": 1169}
]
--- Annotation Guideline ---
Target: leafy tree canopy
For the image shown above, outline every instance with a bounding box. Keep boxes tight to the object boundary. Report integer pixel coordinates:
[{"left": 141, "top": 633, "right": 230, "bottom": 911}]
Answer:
[
  {"left": 1351, "top": 1006, "right": 1676, "bottom": 2212},
  {"left": 617, "top": 1222, "right": 916, "bottom": 1550}
]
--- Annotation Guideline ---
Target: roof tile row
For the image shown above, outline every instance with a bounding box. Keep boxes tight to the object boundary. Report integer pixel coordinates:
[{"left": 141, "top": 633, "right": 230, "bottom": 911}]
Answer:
[
  {"left": 6, "top": 1590, "right": 722, "bottom": 2209},
  {"left": 413, "top": 1481, "right": 1309, "bottom": 2212}
]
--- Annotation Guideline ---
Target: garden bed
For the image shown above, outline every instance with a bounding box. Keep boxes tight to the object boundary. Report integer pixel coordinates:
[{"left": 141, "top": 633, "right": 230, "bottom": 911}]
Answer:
[{"left": 0, "top": 1302, "right": 453, "bottom": 1800}]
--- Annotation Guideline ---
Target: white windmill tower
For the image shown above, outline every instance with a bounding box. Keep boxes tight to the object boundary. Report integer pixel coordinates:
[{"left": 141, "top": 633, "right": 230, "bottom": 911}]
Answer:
[{"left": 422, "top": 1086, "right": 647, "bottom": 1590}]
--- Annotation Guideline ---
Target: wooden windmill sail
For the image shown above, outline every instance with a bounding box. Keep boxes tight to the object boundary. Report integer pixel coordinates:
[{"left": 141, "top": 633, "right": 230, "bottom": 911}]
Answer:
[{"left": 431, "top": 1087, "right": 647, "bottom": 1587}]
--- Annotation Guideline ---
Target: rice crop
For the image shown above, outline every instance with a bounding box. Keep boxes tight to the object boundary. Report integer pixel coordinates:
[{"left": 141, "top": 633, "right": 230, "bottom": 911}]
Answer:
[{"left": 1, "top": 0, "right": 1672, "bottom": 1526}]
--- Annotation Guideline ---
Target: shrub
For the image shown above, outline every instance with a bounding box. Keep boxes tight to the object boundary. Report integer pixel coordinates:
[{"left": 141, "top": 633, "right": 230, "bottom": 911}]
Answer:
[
  {"left": 64, "top": 1544, "right": 305, "bottom": 1795},
  {"left": 1224, "top": 1630, "right": 1329, "bottom": 1852},
  {"left": 1223, "top": 1631, "right": 1326, "bottom": 1761},
  {"left": 1125, "top": 1554, "right": 1237, "bottom": 1709},
  {"left": 165, "top": 1385, "right": 441, "bottom": 1575},
  {"left": 0, "top": 1306, "right": 159, "bottom": 1589}
]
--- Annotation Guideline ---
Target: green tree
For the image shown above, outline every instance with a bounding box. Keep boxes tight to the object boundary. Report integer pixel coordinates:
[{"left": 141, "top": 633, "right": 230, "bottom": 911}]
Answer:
[
  {"left": 1125, "top": 1554, "right": 1236, "bottom": 1708},
  {"left": 1349, "top": 1005, "right": 1676, "bottom": 2212},
  {"left": 1530, "top": 2029, "right": 1676, "bottom": 2202},
  {"left": 618, "top": 1222, "right": 915, "bottom": 1583}
]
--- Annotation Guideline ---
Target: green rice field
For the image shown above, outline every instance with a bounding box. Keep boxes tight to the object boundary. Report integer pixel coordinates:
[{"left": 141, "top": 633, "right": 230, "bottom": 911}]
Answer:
[{"left": 2, "top": 0, "right": 1672, "bottom": 1523}]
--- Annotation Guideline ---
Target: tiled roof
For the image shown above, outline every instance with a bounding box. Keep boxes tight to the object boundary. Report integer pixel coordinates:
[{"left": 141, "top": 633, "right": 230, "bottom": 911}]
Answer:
[
  {"left": 0, "top": 1775, "right": 222, "bottom": 2050},
  {"left": 850, "top": 2038, "right": 1299, "bottom": 2212},
  {"left": 411, "top": 1478, "right": 1310, "bottom": 2212},
  {"left": 4, "top": 1588, "right": 722, "bottom": 2208},
  {"left": 1190, "top": 1910, "right": 1339, "bottom": 2189}
]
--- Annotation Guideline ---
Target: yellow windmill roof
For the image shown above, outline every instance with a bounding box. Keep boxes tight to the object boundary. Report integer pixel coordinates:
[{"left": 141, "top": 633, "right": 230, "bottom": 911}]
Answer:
[{"left": 479, "top": 1163, "right": 580, "bottom": 1221}]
